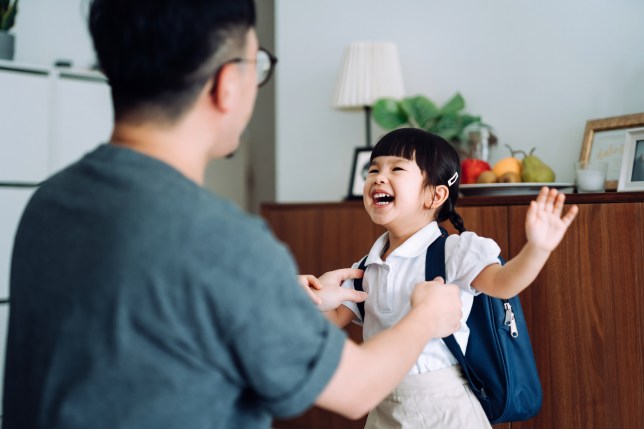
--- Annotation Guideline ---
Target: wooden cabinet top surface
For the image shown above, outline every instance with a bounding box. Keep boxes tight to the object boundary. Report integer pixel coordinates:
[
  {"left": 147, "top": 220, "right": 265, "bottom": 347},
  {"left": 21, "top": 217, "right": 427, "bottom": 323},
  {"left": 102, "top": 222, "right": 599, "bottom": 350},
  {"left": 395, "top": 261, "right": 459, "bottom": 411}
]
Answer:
[{"left": 262, "top": 191, "right": 644, "bottom": 211}]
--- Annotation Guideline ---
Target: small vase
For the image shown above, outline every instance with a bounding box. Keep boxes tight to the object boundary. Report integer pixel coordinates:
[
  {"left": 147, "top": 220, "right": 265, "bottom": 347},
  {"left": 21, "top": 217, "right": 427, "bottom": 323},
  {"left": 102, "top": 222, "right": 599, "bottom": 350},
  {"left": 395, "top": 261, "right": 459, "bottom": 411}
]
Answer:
[{"left": 0, "top": 31, "right": 15, "bottom": 60}]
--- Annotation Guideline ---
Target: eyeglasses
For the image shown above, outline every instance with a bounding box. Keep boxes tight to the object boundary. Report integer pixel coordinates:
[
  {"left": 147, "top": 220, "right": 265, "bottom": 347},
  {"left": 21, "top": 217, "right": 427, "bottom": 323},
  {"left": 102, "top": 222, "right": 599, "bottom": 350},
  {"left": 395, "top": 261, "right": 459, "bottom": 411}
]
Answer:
[{"left": 214, "top": 47, "right": 278, "bottom": 90}]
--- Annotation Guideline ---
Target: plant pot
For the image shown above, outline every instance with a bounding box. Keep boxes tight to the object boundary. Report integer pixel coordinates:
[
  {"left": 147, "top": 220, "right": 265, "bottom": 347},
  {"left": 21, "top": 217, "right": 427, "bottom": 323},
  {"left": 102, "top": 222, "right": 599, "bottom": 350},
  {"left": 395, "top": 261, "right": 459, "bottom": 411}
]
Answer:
[{"left": 0, "top": 31, "right": 15, "bottom": 60}]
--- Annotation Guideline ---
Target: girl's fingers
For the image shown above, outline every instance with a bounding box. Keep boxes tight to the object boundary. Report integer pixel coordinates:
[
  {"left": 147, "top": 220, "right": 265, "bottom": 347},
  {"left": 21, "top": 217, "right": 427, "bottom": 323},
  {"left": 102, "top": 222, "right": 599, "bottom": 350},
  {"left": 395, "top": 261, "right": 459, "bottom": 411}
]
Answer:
[
  {"left": 561, "top": 205, "right": 579, "bottom": 226},
  {"left": 526, "top": 200, "right": 538, "bottom": 224},
  {"left": 536, "top": 187, "right": 549, "bottom": 209},
  {"left": 553, "top": 192, "right": 565, "bottom": 216},
  {"left": 544, "top": 188, "right": 558, "bottom": 212}
]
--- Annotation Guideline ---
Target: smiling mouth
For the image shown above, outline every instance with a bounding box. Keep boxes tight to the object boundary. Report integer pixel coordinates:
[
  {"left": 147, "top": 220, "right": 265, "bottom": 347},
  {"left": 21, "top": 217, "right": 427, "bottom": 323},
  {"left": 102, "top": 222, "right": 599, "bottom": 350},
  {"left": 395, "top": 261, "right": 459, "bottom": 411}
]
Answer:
[{"left": 373, "top": 193, "right": 395, "bottom": 205}]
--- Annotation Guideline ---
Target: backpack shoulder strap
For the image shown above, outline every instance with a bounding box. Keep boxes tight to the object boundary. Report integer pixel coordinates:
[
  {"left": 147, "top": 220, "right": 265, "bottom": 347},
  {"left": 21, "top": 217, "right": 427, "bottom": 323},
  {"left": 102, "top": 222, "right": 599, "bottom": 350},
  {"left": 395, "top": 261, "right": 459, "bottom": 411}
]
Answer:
[
  {"left": 424, "top": 230, "right": 465, "bottom": 362},
  {"left": 352, "top": 255, "right": 369, "bottom": 321},
  {"left": 426, "top": 228, "right": 489, "bottom": 399}
]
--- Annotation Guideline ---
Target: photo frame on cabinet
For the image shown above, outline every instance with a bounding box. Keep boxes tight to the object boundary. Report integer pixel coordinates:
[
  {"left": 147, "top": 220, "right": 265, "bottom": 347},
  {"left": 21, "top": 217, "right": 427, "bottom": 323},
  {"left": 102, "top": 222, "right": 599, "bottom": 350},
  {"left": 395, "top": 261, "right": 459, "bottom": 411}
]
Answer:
[
  {"left": 580, "top": 113, "right": 644, "bottom": 190},
  {"left": 617, "top": 127, "right": 644, "bottom": 192},
  {"left": 346, "top": 147, "right": 372, "bottom": 200}
]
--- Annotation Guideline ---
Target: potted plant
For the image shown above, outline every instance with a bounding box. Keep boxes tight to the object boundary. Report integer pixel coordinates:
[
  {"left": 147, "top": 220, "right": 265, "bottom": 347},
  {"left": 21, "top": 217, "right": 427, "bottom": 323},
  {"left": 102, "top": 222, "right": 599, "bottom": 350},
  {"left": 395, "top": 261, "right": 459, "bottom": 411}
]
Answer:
[
  {"left": 372, "top": 92, "right": 496, "bottom": 159},
  {"left": 0, "top": 0, "right": 19, "bottom": 60}
]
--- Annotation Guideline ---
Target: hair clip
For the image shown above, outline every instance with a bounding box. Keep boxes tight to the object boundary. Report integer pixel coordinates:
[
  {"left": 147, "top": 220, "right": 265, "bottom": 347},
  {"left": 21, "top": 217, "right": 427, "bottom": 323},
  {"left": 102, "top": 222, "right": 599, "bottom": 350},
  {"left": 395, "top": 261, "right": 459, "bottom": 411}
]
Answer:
[{"left": 447, "top": 172, "right": 459, "bottom": 186}]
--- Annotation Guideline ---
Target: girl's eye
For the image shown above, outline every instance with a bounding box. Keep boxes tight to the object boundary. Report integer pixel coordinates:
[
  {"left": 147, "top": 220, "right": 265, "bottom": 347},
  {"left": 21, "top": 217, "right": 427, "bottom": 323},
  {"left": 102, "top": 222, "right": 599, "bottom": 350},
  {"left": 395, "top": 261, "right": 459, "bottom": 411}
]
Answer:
[
  {"left": 393, "top": 167, "right": 405, "bottom": 171},
  {"left": 368, "top": 169, "right": 379, "bottom": 174}
]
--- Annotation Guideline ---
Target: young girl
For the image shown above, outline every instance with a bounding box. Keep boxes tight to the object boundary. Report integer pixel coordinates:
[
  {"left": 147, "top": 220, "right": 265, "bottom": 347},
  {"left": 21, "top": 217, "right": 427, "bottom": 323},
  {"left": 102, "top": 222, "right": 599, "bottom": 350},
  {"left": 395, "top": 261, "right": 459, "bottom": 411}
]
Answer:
[{"left": 317, "top": 128, "right": 578, "bottom": 428}]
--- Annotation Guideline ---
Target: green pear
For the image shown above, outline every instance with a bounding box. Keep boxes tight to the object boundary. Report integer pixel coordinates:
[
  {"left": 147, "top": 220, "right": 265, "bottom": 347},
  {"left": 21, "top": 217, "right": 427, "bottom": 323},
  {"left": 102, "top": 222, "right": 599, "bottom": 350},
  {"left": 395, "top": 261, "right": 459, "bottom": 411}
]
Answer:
[{"left": 521, "top": 149, "right": 555, "bottom": 182}]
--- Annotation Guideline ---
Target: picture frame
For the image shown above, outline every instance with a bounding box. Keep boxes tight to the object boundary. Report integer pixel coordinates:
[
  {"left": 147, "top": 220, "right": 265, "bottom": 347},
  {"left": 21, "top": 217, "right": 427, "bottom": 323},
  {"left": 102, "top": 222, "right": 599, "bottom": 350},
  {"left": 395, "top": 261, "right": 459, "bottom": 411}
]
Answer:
[
  {"left": 346, "top": 147, "right": 372, "bottom": 200},
  {"left": 580, "top": 112, "right": 644, "bottom": 190},
  {"left": 617, "top": 127, "right": 644, "bottom": 192}
]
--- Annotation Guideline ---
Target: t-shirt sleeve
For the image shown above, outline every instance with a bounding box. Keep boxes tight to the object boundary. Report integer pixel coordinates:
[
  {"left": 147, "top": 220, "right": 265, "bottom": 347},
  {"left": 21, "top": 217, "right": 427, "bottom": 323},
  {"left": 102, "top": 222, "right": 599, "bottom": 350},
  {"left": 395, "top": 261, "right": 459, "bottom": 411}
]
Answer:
[
  {"left": 204, "top": 219, "right": 347, "bottom": 418},
  {"left": 444, "top": 231, "right": 501, "bottom": 295}
]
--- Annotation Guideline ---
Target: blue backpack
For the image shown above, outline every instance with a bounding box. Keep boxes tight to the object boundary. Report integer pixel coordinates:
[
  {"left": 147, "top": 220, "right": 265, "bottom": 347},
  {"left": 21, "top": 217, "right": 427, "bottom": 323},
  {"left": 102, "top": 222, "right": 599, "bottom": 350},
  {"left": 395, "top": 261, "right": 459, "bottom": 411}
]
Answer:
[{"left": 353, "top": 228, "right": 542, "bottom": 424}]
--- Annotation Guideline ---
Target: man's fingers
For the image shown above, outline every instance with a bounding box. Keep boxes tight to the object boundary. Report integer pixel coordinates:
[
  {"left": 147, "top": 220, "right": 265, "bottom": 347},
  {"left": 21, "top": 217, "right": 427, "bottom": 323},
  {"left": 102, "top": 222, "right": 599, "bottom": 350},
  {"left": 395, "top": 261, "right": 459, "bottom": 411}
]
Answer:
[
  {"left": 332, "top": 268, "right": 364, "bottom": 282},
  {"left": 431, "top": 276, "right": 445, "bottom": 284},
  {"left": 299, "top": 274, "right": 323, "bottom": 290},
  {"left": 342, "top": 289, "right": 368, "bottom": 303}
]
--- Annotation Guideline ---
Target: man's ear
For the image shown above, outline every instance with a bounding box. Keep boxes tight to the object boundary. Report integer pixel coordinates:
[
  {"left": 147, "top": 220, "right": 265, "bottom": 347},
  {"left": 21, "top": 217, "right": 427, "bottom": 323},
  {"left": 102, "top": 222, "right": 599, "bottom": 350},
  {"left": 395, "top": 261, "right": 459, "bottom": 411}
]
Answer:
[
  {"left": 425, "top": 184, "right": 450, "bottom": 209},
  {"left": 210, "top": 64, "right": 239, "bottom": 113}
]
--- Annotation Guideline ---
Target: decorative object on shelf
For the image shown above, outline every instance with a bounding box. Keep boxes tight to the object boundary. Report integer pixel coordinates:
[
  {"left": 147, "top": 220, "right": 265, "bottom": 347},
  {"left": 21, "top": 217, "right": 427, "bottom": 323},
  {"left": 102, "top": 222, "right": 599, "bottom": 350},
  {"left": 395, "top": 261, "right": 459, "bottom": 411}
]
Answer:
[
  {"left": 333, "top": 41, "right": 405, "bottom": 148},
  {"left": 372, "top": 92, "right": 496, "bottom": 159},
  {"left": 617, "top": 127, "right": 644, "bottom": 192},
  {"left": 0, "top": 0, "right": 19, "bottom": 60},
  {"left": 346, "top": 147, "right": 372, "bottom": 200},
  {"left": 574, "top": 160, "right": 608, "bottom": 193},
  {"left": 462, "top": 121, "right": 496, "bottom": 162},
  {"left": 580, "top": 112, "right": 644, "bottom": 190}
]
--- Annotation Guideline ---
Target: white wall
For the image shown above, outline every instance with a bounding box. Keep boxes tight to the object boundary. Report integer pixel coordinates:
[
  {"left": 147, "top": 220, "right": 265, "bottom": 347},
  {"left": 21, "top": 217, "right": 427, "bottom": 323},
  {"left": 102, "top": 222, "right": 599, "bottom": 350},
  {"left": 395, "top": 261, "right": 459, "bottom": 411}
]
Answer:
[
  {"left": 13, "top": 0, "right": 95, "bottom": 68},
  {"left": 275, "top": 0, "right": 644, "bottom": 202},
  {"left": 11, "top": 1, "right": 644, "bottom": 204}
]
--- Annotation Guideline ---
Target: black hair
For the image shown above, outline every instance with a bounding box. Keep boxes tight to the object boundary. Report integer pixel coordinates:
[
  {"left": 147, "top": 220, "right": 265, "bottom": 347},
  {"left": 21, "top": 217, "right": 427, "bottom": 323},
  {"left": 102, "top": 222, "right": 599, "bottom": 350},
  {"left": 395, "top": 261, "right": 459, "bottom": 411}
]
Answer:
[
  {"left": 88, "top": 0, "right": 256, "bottom": 123},
  {"left": 370, "top": 128, "right": 466, "bottom": 233}
]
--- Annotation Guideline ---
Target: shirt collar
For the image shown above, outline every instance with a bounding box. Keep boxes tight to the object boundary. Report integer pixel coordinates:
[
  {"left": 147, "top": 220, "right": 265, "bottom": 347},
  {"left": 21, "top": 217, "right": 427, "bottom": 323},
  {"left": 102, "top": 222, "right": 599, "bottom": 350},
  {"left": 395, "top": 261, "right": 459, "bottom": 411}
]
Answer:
[{"left": 365, "top": 221, "right": 441, "bottom": 264}]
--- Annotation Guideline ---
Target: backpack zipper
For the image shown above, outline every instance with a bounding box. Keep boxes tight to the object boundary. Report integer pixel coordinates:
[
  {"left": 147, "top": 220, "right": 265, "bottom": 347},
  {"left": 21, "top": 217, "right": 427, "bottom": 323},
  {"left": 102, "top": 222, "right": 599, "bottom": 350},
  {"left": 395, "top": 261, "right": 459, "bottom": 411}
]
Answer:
[{"left": 503, "top": 301, "right": 519, "bottom": 338}]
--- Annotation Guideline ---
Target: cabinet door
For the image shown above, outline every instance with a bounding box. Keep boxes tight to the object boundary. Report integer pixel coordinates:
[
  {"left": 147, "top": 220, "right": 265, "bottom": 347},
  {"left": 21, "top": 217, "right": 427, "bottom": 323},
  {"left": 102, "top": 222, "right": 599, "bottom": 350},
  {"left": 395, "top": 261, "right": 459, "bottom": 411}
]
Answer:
[
  {"left": 510, "top": 202, "right": 644, "bottom": 429},
  {"left": 442, "top": 206, "right": 510, "bottom": 258},
  {"left": 0, "top": 69, "right": 51, "bottom": 183},
  {"left": 262, "top": 203, "right": 377, "bottom": 274},
  {"left": 50, "top": 75, "right": 112, "bottom": 174},
  {"left": 0, "top": 187, "right": 36, "bottom": 299}
]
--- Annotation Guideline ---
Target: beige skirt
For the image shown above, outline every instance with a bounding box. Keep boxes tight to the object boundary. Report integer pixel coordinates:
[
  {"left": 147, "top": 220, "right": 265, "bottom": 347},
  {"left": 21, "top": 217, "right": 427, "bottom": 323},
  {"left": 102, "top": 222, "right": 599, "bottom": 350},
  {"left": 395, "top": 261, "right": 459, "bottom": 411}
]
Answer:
[{"left": 365, "top": 365, "right": 493, "bottom": 429}]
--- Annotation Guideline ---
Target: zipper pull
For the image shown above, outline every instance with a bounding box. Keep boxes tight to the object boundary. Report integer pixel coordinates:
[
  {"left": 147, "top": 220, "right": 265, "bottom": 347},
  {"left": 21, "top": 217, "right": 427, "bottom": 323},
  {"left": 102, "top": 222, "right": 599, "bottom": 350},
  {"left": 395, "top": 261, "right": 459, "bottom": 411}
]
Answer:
[
  {"left": 503, "top": 301, "right": 513, "bottom": 326},
  {"left": 510, "top": 317, "right": 519, "bottom": 338}
]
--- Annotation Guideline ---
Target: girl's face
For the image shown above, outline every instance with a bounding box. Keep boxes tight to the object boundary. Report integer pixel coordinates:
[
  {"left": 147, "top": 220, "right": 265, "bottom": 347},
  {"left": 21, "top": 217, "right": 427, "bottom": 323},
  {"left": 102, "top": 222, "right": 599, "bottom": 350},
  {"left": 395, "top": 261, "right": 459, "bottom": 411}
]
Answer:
[{"left": 363, "top": 155, "right": 434, "bottom": 236}]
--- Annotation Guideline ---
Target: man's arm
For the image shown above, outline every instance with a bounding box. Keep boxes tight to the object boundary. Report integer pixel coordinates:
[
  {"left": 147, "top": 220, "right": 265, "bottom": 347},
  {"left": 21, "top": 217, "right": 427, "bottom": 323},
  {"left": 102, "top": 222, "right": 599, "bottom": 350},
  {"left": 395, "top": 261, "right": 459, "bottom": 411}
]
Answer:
[{"left": 314, "top": 277, "right": 462, "bottom": 419}]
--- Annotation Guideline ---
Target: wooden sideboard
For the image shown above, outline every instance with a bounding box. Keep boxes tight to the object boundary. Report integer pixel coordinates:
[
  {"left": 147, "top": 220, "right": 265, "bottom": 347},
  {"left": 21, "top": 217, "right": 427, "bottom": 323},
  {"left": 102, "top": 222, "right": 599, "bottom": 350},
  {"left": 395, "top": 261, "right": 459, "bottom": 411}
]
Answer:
[{"left": 262, "top": 192, "right": 644, "bottom": 429}]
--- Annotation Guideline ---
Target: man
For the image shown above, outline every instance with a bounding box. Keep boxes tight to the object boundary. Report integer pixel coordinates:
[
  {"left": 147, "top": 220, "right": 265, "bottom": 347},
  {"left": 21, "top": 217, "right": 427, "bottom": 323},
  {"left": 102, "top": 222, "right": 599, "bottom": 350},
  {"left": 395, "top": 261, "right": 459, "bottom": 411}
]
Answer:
[{"left": 2, "top": 1, "right": 462, "bottom": 428}]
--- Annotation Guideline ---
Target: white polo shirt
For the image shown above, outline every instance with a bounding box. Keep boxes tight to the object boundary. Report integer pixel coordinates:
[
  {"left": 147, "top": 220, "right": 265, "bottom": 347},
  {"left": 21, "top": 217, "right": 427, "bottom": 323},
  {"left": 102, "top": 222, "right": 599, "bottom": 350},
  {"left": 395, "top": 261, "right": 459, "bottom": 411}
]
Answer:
[{"left": 341, "top": 221, "right": 501, "bottom": 374}]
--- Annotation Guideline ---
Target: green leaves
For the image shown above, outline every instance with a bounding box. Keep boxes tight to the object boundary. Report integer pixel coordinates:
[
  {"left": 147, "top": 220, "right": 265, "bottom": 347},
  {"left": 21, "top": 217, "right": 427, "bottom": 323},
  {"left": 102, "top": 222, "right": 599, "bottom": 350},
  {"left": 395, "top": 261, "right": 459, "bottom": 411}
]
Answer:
[
  {"left": 372, "top": 92, "right": 481, "bottom": 143},
  {"left": 372, "top": 98, "right": 408, "bottom": 129},
  {"left": 1, "top": 0, "right": 19, "bottom": 32}
]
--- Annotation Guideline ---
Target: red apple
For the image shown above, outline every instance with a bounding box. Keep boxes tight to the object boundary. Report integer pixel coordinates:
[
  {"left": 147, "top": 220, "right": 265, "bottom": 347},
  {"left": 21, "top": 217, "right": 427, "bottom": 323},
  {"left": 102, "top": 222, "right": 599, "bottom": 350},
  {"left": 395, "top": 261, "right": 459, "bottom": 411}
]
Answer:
[{"left": 461, "top": 159, "right": 492, "bottom": 184}]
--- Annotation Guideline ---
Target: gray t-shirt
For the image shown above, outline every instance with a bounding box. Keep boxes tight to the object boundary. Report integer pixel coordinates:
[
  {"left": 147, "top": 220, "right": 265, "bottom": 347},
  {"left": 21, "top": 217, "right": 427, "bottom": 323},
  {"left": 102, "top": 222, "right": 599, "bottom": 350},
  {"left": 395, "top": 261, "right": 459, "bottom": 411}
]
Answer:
[{"left": 3, "top": 144, "right": 345, "bottom": 429}]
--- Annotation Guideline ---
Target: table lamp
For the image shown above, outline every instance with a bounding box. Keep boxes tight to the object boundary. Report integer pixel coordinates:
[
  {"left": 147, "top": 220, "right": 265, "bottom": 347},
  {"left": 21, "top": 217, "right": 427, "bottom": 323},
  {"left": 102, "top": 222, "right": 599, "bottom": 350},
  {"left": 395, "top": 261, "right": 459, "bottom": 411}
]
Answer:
[{"left": 333, "top": 41, "right": 405, "bottom": 148}]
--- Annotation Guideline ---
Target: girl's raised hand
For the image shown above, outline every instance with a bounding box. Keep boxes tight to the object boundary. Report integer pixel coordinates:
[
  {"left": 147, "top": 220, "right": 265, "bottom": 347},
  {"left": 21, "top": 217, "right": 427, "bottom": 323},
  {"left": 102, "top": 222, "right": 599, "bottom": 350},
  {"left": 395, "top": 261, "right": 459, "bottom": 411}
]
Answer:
[{"left": 525, "top": 187, "right": 578, "bottom": 252}]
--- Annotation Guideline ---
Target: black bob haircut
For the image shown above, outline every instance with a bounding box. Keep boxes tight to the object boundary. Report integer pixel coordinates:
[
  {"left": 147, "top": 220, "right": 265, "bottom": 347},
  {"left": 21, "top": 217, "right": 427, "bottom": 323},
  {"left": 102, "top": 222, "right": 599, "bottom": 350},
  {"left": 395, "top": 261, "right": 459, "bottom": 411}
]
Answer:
[{"left": 370, "top": 128, "right": 466, "bottom": 233}]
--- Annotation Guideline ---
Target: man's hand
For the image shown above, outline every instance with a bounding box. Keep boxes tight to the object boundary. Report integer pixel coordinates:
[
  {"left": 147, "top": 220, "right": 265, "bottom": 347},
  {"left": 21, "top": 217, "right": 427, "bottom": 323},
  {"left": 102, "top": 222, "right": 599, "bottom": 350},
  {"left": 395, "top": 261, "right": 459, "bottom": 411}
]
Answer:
[
  {"left": 297, "top": 274, "right": 324, "bottom": 306},
  {"left": 298, "top": 268, "right": 366, "bottom": 311},
  {"left": 410, "top": 276, "right": 462, "bottom": 338}
]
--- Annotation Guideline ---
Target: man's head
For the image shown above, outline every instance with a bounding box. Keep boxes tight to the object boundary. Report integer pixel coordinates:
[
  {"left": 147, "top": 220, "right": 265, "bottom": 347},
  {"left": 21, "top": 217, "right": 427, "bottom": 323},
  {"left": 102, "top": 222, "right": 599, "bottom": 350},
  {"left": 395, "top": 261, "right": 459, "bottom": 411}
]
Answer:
[{"left": 89, "top": 0, "right": 256, "bottom": 124}]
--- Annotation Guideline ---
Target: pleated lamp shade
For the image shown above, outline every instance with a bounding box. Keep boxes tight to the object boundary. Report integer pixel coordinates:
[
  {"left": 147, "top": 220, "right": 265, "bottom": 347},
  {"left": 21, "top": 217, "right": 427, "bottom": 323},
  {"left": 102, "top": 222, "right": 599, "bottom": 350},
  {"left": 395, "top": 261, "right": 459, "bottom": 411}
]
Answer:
[{"left": 333, "top": 41, "right": 405, "bottom": 109}]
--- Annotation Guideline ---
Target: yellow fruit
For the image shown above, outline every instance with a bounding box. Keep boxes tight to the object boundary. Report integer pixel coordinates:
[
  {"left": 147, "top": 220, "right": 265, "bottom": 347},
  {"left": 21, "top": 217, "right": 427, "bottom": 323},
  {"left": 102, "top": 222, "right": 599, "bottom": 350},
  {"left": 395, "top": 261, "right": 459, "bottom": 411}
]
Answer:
[
  {"left": 476, "top": 170, "right": 498, "bottom": 184},
  {"left": 493, "top": 157, "right": 522, "bottom": 178},
  {"left": 499, "top": 171, "right": 521, "bottom": 183}
]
